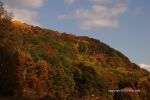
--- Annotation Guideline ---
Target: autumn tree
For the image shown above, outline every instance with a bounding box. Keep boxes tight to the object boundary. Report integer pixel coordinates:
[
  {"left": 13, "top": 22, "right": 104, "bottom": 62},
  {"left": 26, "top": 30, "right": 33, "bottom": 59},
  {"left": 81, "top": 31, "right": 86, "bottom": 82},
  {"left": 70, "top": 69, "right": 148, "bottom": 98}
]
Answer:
[
  {"left": 138, "top": 75, "right": 150, "bottom": 100},
  {"left": 34, "top": 60, "right": 48, "bottom": 81}
]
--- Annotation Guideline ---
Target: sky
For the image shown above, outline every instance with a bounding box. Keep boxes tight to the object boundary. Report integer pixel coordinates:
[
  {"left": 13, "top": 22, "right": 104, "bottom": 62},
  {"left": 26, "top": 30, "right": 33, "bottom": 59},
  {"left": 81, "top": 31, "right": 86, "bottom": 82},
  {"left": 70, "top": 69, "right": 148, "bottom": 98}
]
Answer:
[{"left": 2, "top": 0, "right": 150, "bottom": 70}]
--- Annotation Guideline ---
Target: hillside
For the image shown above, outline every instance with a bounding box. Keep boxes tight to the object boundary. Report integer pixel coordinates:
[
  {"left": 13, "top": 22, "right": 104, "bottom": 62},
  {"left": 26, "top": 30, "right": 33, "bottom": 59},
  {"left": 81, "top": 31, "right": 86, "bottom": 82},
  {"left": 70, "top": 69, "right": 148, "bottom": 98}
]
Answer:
[
  {"left": 0, "top": 2, "right": 150, "bottom": 100},
  {"left": 0, "top": 20, "right": 150, "bottom": 100}
]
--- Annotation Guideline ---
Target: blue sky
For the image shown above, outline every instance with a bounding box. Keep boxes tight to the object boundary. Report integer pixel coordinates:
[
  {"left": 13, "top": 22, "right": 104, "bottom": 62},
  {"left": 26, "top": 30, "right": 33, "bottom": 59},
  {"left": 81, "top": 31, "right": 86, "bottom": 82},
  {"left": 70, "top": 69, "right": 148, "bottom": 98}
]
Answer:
[{"left": 3, "top": 0, "right": 150, "bottom": 65}]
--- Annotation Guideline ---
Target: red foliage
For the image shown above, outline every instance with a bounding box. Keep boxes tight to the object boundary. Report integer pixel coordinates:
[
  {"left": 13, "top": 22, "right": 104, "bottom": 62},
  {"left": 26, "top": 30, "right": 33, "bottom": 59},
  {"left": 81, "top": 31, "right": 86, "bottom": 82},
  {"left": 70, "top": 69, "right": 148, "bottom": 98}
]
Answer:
[
  {"left": 39, "top": 44, "right": 53, "bottom": 53},
  {"left": 46, "top": 47, "right": 53, "bottom": 53},
  {"left": 31, "top": 76, "right": 47, "bottom": 98}
]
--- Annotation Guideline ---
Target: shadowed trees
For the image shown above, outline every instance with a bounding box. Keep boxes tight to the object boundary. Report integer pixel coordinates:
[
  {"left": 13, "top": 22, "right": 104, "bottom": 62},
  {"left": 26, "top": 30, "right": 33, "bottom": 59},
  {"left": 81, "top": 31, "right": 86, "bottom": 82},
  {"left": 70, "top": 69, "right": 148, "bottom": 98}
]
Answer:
[{"left": 0, "top": 1, "right": 12, "bottom": 37}]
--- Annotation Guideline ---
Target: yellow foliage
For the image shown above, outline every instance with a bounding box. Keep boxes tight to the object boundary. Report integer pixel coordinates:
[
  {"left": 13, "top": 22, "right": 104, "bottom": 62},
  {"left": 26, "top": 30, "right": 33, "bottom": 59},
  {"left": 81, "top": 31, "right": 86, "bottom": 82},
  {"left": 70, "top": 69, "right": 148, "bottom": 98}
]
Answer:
[{"left": 12, "top": 20, "right": 31, "bottom": 29}]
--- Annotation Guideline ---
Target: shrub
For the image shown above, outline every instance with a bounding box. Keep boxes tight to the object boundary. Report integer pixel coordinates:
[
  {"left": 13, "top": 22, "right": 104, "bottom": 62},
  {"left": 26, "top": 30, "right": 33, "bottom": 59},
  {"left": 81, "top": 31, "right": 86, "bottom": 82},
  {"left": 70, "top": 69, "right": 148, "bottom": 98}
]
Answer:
[{"left": 75, "top": 63, "right": 109, "bottom": 96}]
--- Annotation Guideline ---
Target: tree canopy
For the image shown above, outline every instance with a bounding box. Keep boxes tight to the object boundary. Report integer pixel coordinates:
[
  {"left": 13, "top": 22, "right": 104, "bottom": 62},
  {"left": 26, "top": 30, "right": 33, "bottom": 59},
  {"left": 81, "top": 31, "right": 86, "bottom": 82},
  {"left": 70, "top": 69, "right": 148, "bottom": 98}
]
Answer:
[{"left": 0, "top": 1, "right": 12, "bottom": 36}]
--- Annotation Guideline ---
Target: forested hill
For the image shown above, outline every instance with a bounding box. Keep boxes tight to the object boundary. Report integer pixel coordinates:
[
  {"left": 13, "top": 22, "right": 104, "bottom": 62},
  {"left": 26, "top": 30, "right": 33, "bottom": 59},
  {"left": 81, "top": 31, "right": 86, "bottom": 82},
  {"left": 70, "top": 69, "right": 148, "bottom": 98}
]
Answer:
[{"left": 0, "top": 1, "right": 150, "bottom": 100}]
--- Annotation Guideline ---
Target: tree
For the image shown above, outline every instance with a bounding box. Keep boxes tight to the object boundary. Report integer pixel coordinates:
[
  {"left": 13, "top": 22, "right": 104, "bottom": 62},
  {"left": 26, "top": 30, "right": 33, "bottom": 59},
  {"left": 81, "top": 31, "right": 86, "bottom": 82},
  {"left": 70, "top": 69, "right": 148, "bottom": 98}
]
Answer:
[
  {"left": 138, "top": 75, "right": 150, "bottom": 100},
  {"left": 0, "top": 45, "right": 18, "bottom": 96},
  {"left": 34, "top": 60, "right": 49, "bottom": 81},
  {"left": 0, "top": 1, "right": 12, "bottom": 37}
]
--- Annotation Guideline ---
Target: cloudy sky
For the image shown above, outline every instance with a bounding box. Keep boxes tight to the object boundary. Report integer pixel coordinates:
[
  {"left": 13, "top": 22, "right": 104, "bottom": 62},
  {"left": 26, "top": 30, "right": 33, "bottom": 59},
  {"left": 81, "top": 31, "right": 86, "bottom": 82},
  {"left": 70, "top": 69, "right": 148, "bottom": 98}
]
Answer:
[{"left": 2, "top": 0, "right": 150, "bottom": 69}]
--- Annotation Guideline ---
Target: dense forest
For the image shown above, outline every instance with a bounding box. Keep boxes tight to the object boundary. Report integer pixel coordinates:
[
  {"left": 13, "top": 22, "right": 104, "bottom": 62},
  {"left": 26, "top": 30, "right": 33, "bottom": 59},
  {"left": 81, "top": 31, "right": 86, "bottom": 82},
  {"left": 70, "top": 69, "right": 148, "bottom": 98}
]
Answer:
[{"left": 0, "top": 1, "right": 150, "bottom": 100}]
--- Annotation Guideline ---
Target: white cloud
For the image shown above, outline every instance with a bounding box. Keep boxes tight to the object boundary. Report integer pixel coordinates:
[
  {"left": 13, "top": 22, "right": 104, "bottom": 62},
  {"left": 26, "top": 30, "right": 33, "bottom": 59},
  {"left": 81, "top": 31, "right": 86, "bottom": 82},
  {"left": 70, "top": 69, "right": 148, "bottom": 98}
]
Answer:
[
  {"left": 89, "top": 0, "right": 112, "bottom": 4},
  {"left": 7, "top": 8, "right": 39, "bottom": 26},
  {"left": 79, "top": 18, "right": 119, "bottom": 30},
  {"left": 139, "top": 64, "right": 150, "bottom": 72},
  {"left": 57, "top": 15, "right": 72, "bottom": 20},
  {"left": 75, "top": 4, "right": 127, "bottom": 19},
  {"left": 59, "top": 1, "right": 128, "bottom": 30},
  {"left": 2, "top": 0, "right": 44, "bottom": 26},
  {"left": 64, "top": 0, "right": 75, "bottom": 5},
  {"left": 2, "top": 0, "right": 43, "bottom": 9}
]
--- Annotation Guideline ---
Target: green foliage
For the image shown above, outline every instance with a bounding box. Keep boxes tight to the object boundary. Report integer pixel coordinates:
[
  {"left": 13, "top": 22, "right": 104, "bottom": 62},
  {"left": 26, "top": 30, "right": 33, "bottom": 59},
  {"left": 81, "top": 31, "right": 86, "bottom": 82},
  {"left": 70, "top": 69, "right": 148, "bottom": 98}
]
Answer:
[
  {"left": 75, "top": 63, "right": 109, "bottom": 96},
  {"left": 114, "top": 71, "right": 142, "bottom": 89},
  {"left": 78, "top": 42, "right": 91, "bottom": 54},
  {"left": 30, "top": 35, "right": 40, "bottom": 45}
]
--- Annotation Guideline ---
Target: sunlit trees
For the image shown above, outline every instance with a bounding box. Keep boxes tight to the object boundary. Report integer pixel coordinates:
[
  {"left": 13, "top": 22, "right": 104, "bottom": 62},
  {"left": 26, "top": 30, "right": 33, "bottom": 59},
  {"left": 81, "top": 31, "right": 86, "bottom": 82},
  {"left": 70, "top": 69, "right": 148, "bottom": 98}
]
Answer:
[
  {"left": 35, "top": 60, "right": 48, "bottom": 81},
  {"left": 16, "top": 50, "right": 34, "bottom": 97},
  {"left": 0, "top": 1, "right": 149, "bottom": 99}
]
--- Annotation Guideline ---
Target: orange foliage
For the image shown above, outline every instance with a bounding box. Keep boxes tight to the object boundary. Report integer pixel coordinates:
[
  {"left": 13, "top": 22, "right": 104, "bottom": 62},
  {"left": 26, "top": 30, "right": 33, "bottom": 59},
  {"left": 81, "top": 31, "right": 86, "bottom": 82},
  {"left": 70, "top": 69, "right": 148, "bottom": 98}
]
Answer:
[
  {"left": 31, "top": 75, "right": 47, "bottom": 97},
  {"left": 17, "top": 50, "right": 32, "bottom": 64},
  {"left": 34, "top": 60, "right": 49, "bottom": 80},
  {"left": 138, "top": 75, "right": 150, "bottom": 99}
]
